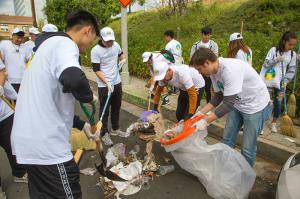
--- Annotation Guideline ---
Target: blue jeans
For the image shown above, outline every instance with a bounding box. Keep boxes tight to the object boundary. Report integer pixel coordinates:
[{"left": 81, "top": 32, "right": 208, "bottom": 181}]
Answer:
[
  {"left": 268, "top": 87, "right": 282, "bottom": 119},
  {"left": 222, "top": 103, "right": 272, "bottom": 167}
]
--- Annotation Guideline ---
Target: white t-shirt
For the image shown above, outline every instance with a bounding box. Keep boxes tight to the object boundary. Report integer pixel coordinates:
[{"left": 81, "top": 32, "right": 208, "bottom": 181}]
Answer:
[
  {"left": 11, "top": 36, "right": 81, "bottom": 165},
  {"left": 265, "top": 47, "right": 296, "bottom": 80},
  {"left": 236, "top": 48, "right": 252, "bottom": 65},
  {"left": 0, "top": 40, "right": 31, "bottom": 84},
  {"left": 199, "top": 41, "right": 210, "bottom": 49},
  {"left": 159, "top": 64, "right": 205, "bottom": 90},
  {"left": 91, "top": 42, "right": 122, "bottom": 87},
  {"left": 25, "top": 40, "right": 35, "bottom": 52},
  {"left": 165, "top": 39, "right": 183, "bottom": 64},
  {"left": 211, "top": 58, "right": 270, "bottom": 114},
  {"left": 0, "top": 60, "right": 14, "bottom": 122}
]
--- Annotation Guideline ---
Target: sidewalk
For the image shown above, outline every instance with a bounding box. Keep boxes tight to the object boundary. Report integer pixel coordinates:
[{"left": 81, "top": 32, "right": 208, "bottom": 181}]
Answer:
[{"left": 83, "top": 67, "right": 300, "bottom": 165}]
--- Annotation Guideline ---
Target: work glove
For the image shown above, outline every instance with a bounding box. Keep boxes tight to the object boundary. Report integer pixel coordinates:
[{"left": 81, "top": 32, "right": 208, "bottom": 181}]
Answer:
[
  {"left": 83, "top": 123, "right": 101, "bottom": 141},
  {"left": 192, "top": 119, "right": 208, "bottom": 131},
  {"left": 0, "top": 85, "right": 3, "bottom": 96},
  {"left": 106, "top": 82, "right": 114, "bottom": 94},
  {"left": 275, "top": 55, "right": 284, "bottom": 62},
  {"left": 118, "top": 59, "right": 127, "bottom": 70},
  {"left": 153, "top": 104, "right": 159, "bottom": 113},
  {"left": 91, "top": 94, "right": 98, "bottom": 104}
]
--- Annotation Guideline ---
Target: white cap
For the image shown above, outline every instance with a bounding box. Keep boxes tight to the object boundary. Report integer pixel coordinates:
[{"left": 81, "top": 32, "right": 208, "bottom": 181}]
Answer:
[
  {"left": 42, "top": 24, "right": 58, "bottom": 32},
  {"left": 100, "top": 27, "right": 115, "bottom": 41},
  {"left": 12, "top": 28, "right": 24, "bottom": 35},
  {"left": 29, "top": 27, "right": 40, "bottom": 35},
  {"left": 142, "top": 52, "right": 152, "bottom": 63},
  {"left": 229, "top": 32, "right": 243, "bottom": 42},
  {"left": 153, "top": 62, "right": 170, "bottom": 81}
]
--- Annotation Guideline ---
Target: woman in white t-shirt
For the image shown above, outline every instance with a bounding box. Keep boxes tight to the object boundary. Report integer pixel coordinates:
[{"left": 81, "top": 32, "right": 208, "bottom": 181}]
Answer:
[
  {"left": 228, "top": 33, "right": 252, "bottom": 65},
  {"left": 261, "top": 31, "right": 298, "bottom": 133}
]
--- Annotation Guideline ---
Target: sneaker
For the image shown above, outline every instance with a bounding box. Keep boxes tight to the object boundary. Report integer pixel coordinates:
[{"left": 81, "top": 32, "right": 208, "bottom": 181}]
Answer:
[
  {"left": 111, "top": 129, "right": 130, "bottom": 138},
  {"left": 161, "top": 96, "right": 170, "bottom": 106},
  {"left": 270, "top": 123, "right": 277, "bottom": 133},
  {"left": 260, "top": 130, "right": 264, "bottom": 135},
  {"left": 13, "top": 173, "right": 28, "bottom": 183},
  {"left": 102, "top": 133, "right": 113, "bottom": 146}
]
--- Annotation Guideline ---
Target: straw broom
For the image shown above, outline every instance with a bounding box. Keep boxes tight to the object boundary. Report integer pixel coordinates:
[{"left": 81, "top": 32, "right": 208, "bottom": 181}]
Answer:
[
  {"left": 287, "top": 44, "right": 299, "bottom": 118},
  {"left": 280, "top": 61, "right": 296, "bottom": 137}
]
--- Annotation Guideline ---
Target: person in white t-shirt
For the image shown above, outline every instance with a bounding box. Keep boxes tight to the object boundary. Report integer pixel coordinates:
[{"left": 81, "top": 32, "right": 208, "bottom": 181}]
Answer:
[
  {"left": 164, "top": 30, "right": 183, "bottom": 64},
  {"left": 261, "top": 31, "right": 298, "bottom": 133},
  {"left": 0, "top": 58, "right": 27, "bottom": 186},
  {"left": 91, "top": 27, "right": 127, "bottom": 146},
  {"left": 24, "top": 27, "right": 40, "bottom": 52},
  {"left": 11, "top": 10, "right": 100, "bottom": 198},
  {"left": 0, "top": 28, "right": 31, "bottom": 93},
  {"left": 228, "top": 33, "right": 252, "bottom": 65},
  {"left": 152, "top": 62, "right": 205, "bottom": 121},
  {"left": 191, "top": 48, "right": 272, "bottom": 167},
  {"left": 190, "top": 27, "right": 218, "bottom": 104}
]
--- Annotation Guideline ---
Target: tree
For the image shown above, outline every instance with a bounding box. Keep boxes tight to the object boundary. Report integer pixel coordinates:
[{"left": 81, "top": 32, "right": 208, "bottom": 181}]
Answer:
[{"left": 44, "top": 0, "right": 120, "bottom": 30}]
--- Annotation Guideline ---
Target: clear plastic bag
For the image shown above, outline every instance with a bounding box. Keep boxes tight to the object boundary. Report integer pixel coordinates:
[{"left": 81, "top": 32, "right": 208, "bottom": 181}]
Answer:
[{"left": 164, "top": 129, "right": 256, "bottom": 199}]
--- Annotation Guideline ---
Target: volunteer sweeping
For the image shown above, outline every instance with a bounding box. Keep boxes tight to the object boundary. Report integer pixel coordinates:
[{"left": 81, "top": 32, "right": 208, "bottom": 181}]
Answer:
[
  {"left": 0, "top": 58, "right": 27, "bottom": 184},
  {"left": 0, "top": 28, "right": 31, "bottom": 93},
  {"left": 151, "top": 62, "right": 205, "bottom": 121},
  {"left": 227, "top": 33, "right": 252, "bottom": 65},
  {"left": 91, "top": 27, "right": 127, "bottom": 146},
  {"left": 11, "top": 10, "right": 100, "bottom": 198},
  {"left": 190, "top": 26, "right": 218, "bottom": 104},
  {"left": 260, "top": 31, "right": 298, "bottom": 133},
  {"left": 191, "top": 48, "right": 271, "bottom": 167}
]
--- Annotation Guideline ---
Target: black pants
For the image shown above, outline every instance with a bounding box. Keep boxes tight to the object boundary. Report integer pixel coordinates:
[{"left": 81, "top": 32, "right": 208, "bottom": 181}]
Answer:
[
  {"left": 203, "top": 76, "right": 212, "bottom": 103},
  {"left": 11, "top": 83, "right": 20, "bottom": 93},
  {"left": 27, "top": 159, "right": 81, "bottom": 199},
  {"left": 0, "top": 114, "right": 26, "bottom": 177},
  {"left": 98, "top": 83, "right": 122, "bottom": 136},
  {"left": 176, "top": 87, "right": 204, "bottom": 121}
]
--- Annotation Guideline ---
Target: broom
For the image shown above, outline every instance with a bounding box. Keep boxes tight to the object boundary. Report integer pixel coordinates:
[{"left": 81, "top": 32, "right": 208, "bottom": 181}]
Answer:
[
  {"left": 280, "top": 61, "right": 296, "bottom": 137},
  {"left": 287, "top": 44, "right": 300, "bottom": 118}
]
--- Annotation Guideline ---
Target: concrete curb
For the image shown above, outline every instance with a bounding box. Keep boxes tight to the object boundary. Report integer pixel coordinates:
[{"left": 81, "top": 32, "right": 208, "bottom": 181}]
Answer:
[{"left": 88, "top": 78, "right": 295, "bottom": 165}]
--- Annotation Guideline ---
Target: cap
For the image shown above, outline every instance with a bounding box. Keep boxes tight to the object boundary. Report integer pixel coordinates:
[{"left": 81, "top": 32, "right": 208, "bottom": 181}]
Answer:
[
  {"left": 100, "top": 27, "right": 115, "bottom": 41},
  {"left": 29, "top": 27, "right": 40, "bottom": 35},
  {"left": 12, "top": 28, "right": 25, "bottom": 36},
  {"left": 153, "top": 62, "right": 170, "bottom": 81},
  {"left": 229, "top": 32, "right": 243, "bottom": 42},
  {"left": 42, "top": 24, "right": 58, "bottom": 33},
  {"left": 142, "top": 52, "right": 152, "bottom": 63}
]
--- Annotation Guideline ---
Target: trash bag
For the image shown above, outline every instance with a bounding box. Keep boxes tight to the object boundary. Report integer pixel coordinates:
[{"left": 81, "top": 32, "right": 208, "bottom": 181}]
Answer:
[{"left": 162, "top": 127, "right": 256, "bottom": 199}]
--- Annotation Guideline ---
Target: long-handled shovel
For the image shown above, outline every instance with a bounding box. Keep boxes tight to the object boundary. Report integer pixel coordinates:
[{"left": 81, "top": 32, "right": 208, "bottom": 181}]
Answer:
[
  {"left": 80, "top": 101, "right": 127, "bottom": 181},
  {"left": 0, "top": 96, "right": 15, "bottom": 110}
]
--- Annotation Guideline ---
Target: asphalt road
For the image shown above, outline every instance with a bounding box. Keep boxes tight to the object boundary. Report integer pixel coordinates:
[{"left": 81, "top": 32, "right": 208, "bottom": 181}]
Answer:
[{"left": 0, "top": 102, "right": 279, "bottom": 199}]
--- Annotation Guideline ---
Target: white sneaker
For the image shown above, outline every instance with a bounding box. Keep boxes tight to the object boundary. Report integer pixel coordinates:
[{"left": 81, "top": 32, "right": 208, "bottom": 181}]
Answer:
[
  {"left": 102, "top": 133, "right": 113, "bottom": 146},
  {"left": 270, "top": 123, "right": 278, "bottom": 133},
  {"left": 111, "top": 129, "right": 130, "bottom": 138},
  {"left": 13, "top": 173, "right": 28, "bottom": 183},
  {"left": 260, "top": 130, "right": 264, "bottom": 135}
]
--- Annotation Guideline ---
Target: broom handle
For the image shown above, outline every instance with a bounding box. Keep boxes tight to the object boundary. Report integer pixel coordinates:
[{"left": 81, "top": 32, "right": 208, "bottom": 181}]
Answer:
[
  {"left": 292, "top": 44, "right": 300, "bottom": 94},
  {"left": 281, "top": 61, "right": 287, "bottom": 114}
]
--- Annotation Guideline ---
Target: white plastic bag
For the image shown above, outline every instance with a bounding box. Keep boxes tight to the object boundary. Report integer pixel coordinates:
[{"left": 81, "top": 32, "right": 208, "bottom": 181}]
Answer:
[
  {"left": 260, "top": 66, "right": 281, "bottom": 89},
  {"left": 164, "top": 129, "right": 256, "bottom": 199}
]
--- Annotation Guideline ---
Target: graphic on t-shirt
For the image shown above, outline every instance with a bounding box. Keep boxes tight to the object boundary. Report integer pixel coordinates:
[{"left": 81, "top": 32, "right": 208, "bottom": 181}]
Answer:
[
  {"left": 217, "top": 81, "right": 224, "bottom": 92},
  {"left": 176, "top": 44, "right": 181, "bottom": 50},
  {"left": 247, "top": 53, "right": 251, "bottom": 62},
  {"left": 264, "top": 67, "right": 276, "bottom": 81}
]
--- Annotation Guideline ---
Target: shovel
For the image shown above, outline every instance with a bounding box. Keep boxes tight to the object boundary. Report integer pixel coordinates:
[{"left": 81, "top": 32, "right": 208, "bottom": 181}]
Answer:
[
  {"left": 80, "top": 102, "right": 127, "bottom": 181},
  {"left": 0, "top": 96, "right": 15, "bottom": 110}
]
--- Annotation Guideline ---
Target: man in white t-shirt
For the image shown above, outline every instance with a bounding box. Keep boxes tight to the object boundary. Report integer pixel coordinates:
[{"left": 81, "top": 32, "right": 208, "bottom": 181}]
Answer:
[
  {"left": 0, "top": 28, "right": 31, "bottom": 93},
  {"left": 91, "top": 27, "right": 127, "bottom": 146},
  {"left": 0, "top": 58, "right": 27, "bottom": 187},
  {"left": 11, "top": 10, "right": 100, "bottom": 198},
  {"left": 191, "top": 48, "right": 272, "bottom": 167},
  {"left": 164, "top": 30, "right": 183, "bottom": 64},
  {"left": 152, "top": 62, "right": 205, "bottom": 121},
  {"left": 190, "top": 27, "right": 218, "bottom": 105},
  {"left": 25, "top": 27, "right": 40, "bottom": 52}
]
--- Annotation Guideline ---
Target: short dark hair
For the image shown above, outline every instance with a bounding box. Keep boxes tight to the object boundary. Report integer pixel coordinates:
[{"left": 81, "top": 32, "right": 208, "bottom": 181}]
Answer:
[
  {"left": 164, "top": 30, "right": 175, "bottom": 38},
  {"left": 66, "top": 10, "right": 99, "bottom": 36},
  {"left": 191, "top": 47, "right": 217, "bottom": 66},
  {"left": 201, "top": 27, "right": 212, "bottom": 35}
]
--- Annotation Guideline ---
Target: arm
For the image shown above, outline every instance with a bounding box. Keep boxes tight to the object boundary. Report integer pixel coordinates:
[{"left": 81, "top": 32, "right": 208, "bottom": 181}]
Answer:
[
  {"left": 284, "top": 64, "right": 296, "bottom": 84},
  {"left": 153, "top": 85, "right": 164, "bottom": 110},
  {"left": 59, "top": 67, "right": 93, "bottom": 103},
  {"left": 262, "top": 47, "right": 279, "bottom": 68},
  {"left": 0, "top": 59, "right": 5, "bottom": 86},
  {"left": 212, "top": 42, "right": 219, "bottom": 56},
  {"left": 92, "top": 63, "right": 108, "bottom": 84},
  {"left": 190, "top": 44, "right": 196, "bottom": 60},
  {"left": 73, "top": 115, "right": 85, "bottom": 130},
  {"left": 187, "top": 86, "right": 198, "bottom": 115}
]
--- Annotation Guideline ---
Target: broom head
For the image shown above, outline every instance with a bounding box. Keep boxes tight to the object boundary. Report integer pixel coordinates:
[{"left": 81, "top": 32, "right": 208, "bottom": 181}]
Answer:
[
  {"left": 280, "top": 114, "right": 296, "bottom": 137},
  {"left": 287, "top": 94, "right": 297, "bottom": 118}
]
